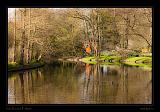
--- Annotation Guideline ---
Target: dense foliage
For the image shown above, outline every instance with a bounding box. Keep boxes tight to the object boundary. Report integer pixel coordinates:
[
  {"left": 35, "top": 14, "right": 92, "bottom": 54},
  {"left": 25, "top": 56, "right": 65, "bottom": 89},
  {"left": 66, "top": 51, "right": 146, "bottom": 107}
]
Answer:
[{"left": 8, "top": 8, "right": 152, "bottom": 64}]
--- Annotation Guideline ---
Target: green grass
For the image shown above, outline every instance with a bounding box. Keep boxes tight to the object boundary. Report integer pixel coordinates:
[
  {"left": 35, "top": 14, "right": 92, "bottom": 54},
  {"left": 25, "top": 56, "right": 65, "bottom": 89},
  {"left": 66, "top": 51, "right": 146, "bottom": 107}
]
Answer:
[
  {"left": 8, "top": 61, "right": 18, "bottom": 69},
  {"left": 81, "top": 56, "right": 96, "bottom": 64},
  {"left": 81, "top": 55, "right": 152, "bottom": 68},
  {"left": 104, "top": 56, "right": 121, "bottom": 61},
  {"left": 81, "top": 55, "right": 121, "bottom": 65},
  {"left": 123, "top": 56, "right": 152, "bottom": 68},
  {"left": 124, "top": 56, "right": 151, "bottom": 61}
]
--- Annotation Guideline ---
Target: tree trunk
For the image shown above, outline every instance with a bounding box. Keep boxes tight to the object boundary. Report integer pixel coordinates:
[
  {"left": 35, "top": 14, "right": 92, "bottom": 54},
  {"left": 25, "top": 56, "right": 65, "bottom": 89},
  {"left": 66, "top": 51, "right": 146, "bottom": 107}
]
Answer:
[
  {"left": 31, "top": 43, "right": 34, "bottom": 61},
  {"left": 124, "top": 14, "right": 129, "bottom": 49},
  {"left": 13, "top": 8, "right": 17, "bottom": 62},
  {"left": 97, "top": 13, "right": 101, "bottom": 61},
  {"left": 27, "top": 8, "right": 31, "bottom": 64},
  {"left": 20, "top": 31, "right": 25, "bottom": 65},
  {"left": 20, "top": 8, "right": 26, "bottom": 65}
]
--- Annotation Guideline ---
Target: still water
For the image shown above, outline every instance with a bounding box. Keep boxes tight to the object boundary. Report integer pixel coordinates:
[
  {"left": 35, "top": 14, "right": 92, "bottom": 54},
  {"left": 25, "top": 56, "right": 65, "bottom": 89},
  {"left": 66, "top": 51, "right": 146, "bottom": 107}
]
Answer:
[{"left": 8, "top": 61, "right": 152, "bottom": 104}]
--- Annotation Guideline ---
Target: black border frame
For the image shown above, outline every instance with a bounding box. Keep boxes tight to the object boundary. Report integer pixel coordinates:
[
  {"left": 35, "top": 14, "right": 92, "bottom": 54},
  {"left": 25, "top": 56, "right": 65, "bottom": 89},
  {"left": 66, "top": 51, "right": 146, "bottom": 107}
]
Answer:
[{"left": 1, "top": 0, "right": 159, "bottom": 111}]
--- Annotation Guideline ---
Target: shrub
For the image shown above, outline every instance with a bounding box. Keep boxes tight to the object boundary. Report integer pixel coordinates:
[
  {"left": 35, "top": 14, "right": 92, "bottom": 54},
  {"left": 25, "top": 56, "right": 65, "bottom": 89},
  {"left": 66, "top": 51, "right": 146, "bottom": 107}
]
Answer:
[
  {"left": 29, "top": 60, "right": 37, "bottom": 64},
  {"left": 140, "top": 53, "right": 152, "bottom": 57},
  {"left": 128, "top": 50, "right": 140, "bottom": 57},
  {"left": 8, "top": 61, "right": 18, "bottom": 68}
]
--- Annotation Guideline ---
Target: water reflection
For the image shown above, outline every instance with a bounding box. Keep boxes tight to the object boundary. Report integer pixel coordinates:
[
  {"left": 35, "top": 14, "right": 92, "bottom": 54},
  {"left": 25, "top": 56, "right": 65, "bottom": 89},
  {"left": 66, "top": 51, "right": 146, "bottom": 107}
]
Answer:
[{"left": 8, "top": 61, "right": 152, "bottom": 104}]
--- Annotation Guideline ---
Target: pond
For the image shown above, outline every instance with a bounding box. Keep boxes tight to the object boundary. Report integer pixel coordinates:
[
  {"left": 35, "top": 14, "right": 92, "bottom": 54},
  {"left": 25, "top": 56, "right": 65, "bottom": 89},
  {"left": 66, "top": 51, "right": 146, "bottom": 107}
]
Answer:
[{"left": 8, "top": 61, "right": 152, "bottom": 104}]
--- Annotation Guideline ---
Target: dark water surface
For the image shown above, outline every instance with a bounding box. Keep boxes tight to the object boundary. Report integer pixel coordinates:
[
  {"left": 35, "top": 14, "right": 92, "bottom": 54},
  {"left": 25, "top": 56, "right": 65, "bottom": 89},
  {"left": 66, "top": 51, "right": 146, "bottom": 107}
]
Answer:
[{"left": 8, "top": 61, "right": 152, "bottom": 104}]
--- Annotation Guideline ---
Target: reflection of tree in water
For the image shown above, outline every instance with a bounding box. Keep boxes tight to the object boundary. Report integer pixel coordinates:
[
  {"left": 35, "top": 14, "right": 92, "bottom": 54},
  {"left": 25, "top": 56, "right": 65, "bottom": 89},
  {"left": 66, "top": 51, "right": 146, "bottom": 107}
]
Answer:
[
  {"left": 8, "top": 73, "right": 18, "bottom": 104},
  {"left": 82, "top": 64, "right": 105, "bottom": 103},
  {"left": 19, "top": 72, "right": 25, "bottom": 103},
  {"left": 114, "top": 65, "right": 152, "bottom": 104},
  {"left": 82, "top": 63, "right": 91, "bottom": 103},
  {"left": 8, "top": 62, "right": 152, "bottom": 104},
  {"left": 8, "top": 68, "right": 46, "bottom": 104},
  {"left": 42, "top": 62, "right": 82, "bottom": 103},
  {"left": 73, "top": 62, "right": 86, "bottom": 75},
  {"left": 82, "top": 64, "right": 151, "bottom": 104}
]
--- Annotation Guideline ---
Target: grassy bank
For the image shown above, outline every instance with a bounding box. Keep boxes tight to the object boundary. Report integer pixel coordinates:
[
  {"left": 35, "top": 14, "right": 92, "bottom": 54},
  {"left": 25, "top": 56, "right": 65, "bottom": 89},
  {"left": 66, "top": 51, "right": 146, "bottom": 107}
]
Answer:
[
  {"left": 123, "top": 56, "right": 152, "bottom": 67},
  {"left": 8, "top": 61, "right": 45, "bottom": 72},
  {"left": 81, "top": 55, "right": 152, "bottom": 68},
  {"left": 81, "top": 56, "right": 121, "bottom": 65}
]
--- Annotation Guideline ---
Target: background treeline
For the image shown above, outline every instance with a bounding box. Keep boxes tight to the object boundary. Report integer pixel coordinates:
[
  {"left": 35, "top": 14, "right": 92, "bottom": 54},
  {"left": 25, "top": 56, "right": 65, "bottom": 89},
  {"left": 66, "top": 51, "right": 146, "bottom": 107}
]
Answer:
[{"left": 8, "top": 8, "right": 152, "bottom": 64}]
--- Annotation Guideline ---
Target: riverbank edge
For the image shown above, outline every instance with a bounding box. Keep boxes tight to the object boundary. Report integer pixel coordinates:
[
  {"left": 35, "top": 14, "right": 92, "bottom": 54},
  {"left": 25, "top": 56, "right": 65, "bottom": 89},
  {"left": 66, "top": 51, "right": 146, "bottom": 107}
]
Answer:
[
  {"left": 80, "top": 56, "right": 152, "bottom": 67},
  {"left": 36, "top": 56, "right": 151, "bottom": 68},
  {"left": 8, "top": 62, "right": 45, "bottom": 72}
]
